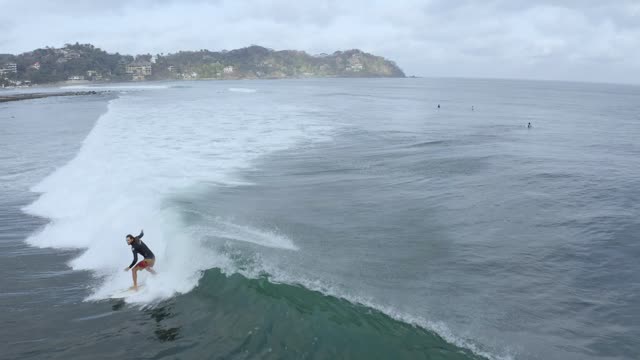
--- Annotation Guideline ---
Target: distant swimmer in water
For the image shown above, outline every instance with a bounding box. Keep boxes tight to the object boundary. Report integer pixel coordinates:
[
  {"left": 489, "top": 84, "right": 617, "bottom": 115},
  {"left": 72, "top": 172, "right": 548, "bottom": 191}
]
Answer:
[
  {"left": 437, "top": 104, "right": 441, "bottom": 109},
  {"left": 527, "top": 122, "right": 532, "bottom": 128},
  {"left": 124, "top": 230, "right": 156, "bottom": 290}
]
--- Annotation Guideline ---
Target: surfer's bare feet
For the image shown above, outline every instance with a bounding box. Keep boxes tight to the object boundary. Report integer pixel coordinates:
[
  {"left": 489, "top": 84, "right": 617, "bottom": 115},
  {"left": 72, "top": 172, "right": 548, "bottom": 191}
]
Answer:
[{"left": 129, "top": 285, "right": 138, "bottom": 291}]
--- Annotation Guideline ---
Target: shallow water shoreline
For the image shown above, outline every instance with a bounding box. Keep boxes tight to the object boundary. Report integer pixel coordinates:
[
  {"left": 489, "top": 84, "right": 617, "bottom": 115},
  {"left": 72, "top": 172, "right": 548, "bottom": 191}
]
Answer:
[{"left": 0, "top": 91, "right": 104, "bottom": 103}]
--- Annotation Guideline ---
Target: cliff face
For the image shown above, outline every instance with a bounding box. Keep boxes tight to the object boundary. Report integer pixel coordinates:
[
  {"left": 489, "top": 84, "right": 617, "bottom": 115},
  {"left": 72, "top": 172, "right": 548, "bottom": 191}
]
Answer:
[{"left": 155, "top": 46, "right": 405, "bottom": 80}]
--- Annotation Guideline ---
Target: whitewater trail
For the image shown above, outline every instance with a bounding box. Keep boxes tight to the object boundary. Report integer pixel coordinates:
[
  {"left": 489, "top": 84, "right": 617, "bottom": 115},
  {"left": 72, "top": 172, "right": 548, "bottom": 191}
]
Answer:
[{"left": 23, "top": 88, "right": 333, "bottom": 303}]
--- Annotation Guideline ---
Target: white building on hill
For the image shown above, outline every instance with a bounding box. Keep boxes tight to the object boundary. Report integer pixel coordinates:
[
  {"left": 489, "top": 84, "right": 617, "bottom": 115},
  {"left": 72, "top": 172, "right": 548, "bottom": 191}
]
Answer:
[
  {"left": 0, "top": 63, "right": 17, "bottom": 75},
  {"left": 126, "top": 61, "right": 153, "bottom": 80}
]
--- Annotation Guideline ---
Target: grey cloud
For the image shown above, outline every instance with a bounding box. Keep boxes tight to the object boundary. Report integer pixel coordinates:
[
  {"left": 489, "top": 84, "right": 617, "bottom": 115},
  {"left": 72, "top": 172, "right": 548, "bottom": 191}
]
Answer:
[{"left": 1, "top": 0, "right": 639, "bottom": 83}]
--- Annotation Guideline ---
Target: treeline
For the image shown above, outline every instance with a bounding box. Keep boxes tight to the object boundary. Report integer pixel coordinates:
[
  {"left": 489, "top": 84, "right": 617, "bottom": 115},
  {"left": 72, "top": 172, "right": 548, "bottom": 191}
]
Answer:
[
  {"left": 1, "top": 43, "right": 404, "bottom": 85},
  {"left": 0, "top": 43, "right": 134, "bottom": 84},
  {"left": 155, "top": 46, "right": 405, "bottom": 79}
]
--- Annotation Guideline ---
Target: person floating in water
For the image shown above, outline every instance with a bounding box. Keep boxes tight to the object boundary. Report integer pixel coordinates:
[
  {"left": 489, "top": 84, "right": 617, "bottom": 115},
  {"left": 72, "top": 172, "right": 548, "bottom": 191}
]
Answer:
[
  {"left": 437, "top": 104, "right": 441, "bottom": 109},
  {"left": 124, "top": 230, "right": 156, "bottom": 290},
  {"left": 527, "top": 122, "right": 532, "bottom": 128}
]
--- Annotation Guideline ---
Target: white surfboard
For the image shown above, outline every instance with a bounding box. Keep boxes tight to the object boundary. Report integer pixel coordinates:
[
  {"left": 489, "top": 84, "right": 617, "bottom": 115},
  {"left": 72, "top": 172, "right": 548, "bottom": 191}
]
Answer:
[{"left": 110, "top": 285, "right": 145, "bottom": 299}]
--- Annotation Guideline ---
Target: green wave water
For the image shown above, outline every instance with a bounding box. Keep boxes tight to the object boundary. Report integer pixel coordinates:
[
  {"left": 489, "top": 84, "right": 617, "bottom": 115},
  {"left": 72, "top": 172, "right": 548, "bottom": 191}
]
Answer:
[{"left": 158, "top": 268, "right": 489, "bottom": 360}]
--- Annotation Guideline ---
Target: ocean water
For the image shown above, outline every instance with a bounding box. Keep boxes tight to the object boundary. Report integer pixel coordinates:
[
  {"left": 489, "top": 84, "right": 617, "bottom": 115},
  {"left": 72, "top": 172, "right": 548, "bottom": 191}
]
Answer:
[{"left": 1, "top": 78, "right": 639, "bottom": 360}]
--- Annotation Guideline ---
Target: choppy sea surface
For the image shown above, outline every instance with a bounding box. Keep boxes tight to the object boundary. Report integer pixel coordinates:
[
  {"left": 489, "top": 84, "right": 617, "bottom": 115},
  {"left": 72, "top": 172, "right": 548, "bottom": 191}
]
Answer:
[{"left": 1, "top": 78, "right": 639, "bottom": 360}]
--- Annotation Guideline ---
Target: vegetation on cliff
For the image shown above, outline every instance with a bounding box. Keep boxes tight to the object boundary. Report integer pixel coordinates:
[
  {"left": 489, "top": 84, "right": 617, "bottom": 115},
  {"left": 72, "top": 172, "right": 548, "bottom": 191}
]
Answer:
[
  {"left": 155, "top": 45, "right": 405, "bottom": 80},
  {"left": 0, "top": 43, "right": 404, "bottom": 86}
]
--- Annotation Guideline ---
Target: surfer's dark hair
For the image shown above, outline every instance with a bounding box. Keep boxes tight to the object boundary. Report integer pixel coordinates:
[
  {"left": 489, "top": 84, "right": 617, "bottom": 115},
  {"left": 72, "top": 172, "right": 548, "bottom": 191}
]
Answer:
[{"left": 126, "top": 234, "right": 134, "bottom": 240}]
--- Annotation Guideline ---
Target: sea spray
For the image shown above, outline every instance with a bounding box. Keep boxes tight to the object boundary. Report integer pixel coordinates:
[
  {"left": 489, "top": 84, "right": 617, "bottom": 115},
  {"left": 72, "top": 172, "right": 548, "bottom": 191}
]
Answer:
[{"left": 23, "top": 88, "right": 333, "bottom": 302}]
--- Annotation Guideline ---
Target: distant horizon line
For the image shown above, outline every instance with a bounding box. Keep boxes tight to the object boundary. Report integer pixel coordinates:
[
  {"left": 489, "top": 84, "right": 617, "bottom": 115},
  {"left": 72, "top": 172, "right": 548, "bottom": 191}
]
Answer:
[
  {"left": 5, "top": 76, "right": 634, "bottom": 90},
  {"left": 408, "top": 74, "right": 640, "bottom": 87}
]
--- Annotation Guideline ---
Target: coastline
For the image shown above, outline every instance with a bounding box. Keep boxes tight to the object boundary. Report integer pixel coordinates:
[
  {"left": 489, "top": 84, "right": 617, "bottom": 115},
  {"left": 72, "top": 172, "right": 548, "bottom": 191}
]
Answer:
[{"left": 0, "top": 90, "right": 103, "bottom": 103}]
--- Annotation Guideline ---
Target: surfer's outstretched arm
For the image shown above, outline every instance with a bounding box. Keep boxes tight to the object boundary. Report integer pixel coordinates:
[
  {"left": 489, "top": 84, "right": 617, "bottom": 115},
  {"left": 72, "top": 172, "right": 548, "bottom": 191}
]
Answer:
[
  {"left": 136, "top": 229, "right": 144, "bottom": 240},
  {"left": 125, "top": 251, "right": 138, "bottom": 271}
]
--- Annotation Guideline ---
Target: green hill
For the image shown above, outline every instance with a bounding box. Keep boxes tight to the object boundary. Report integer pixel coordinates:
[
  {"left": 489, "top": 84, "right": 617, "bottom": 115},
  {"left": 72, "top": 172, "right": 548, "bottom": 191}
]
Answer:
[{"left": 1, "top": 43, "right": 405, "bottom": 86}]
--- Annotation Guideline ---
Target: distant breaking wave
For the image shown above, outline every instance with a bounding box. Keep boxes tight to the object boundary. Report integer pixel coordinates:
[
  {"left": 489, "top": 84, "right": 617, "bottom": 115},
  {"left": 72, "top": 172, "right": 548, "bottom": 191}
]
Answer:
[
  {"left": 61, "top": 84, "right": 170, "bottom": 90},
  {"left": 228, "top": 87, "right": 257, "bottom": 93}
]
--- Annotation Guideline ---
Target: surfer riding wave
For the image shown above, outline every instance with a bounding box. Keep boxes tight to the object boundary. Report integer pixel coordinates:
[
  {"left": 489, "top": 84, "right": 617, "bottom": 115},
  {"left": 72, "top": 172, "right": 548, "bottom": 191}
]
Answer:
[{"left": 124, "top": 230, "right": 156, "bottom": 290}]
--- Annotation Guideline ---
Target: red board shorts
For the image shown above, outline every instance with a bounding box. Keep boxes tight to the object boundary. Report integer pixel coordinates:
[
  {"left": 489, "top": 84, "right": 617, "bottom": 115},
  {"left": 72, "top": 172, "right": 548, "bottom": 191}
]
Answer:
[{"left": 135, "top": 259, "right": 153, "bottom": 270}]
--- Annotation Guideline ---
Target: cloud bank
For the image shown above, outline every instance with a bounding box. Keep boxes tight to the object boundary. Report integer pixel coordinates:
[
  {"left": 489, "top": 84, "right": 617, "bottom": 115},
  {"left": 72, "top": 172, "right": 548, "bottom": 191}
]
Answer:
[{"left": 2, "top": 0, "right": 639, "bottom": 83}]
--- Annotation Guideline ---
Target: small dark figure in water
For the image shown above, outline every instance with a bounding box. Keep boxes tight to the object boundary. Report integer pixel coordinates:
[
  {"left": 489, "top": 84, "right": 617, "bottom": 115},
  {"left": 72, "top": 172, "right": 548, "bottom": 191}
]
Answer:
[
  {"left": 437, "top": 104, "right": 440, "bottom": 109},
  {"left": 527, "top": 122, "right": 532, "bottom": 128},
  {"left": 472, "top": 106, "right": 474, "bottom": 111}
]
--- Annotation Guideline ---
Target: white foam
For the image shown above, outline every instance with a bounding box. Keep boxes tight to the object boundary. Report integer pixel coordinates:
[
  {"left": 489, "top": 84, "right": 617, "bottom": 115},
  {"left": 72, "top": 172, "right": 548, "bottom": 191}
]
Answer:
[
  {"left": 24, "top": 89, "right": 332, "bottom": 303},
  {"left": 61, "top": 84, "right": 170, "bottom": 90},
  {"left": 228, "top": 87, "right": 257, "bottom": 93},
  {"left": 196, "top": 217, "right": 298, "bottom": 251}
]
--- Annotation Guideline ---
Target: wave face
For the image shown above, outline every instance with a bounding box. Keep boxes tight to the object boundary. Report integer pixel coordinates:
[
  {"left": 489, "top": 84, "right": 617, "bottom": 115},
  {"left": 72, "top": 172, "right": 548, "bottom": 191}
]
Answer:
[
  {"left": 23, "top": 85, "right": 332, "bottom": 303},
  {"left": 161, "top": 268, "right": 490, "bottom": 360}
]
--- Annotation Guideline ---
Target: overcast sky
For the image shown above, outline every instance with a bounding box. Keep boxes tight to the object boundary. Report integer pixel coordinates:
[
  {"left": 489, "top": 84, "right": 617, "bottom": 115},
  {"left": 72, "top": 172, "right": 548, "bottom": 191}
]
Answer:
[{"left": 1, "top": 0, "right": 639, "bottom": 83}]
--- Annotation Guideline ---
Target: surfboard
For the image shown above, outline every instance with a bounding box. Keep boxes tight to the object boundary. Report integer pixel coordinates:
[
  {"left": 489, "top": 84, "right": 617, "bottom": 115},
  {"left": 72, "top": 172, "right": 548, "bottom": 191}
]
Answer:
[{"left": 110, "top": 285, "right": 145, "bottom": 299}]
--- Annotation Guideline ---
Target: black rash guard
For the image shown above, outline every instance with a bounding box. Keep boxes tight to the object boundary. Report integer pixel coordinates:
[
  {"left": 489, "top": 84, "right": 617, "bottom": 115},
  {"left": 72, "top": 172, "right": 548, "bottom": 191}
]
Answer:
[{"left": 128, "top": 231, "right": 155, "bottom": 269}]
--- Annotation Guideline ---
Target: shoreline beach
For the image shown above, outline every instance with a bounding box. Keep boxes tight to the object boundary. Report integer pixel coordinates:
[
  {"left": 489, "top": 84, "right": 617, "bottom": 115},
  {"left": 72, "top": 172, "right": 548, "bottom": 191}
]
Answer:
[{"left": 0, "top": 90, "right": 103, "bottom": 103}]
